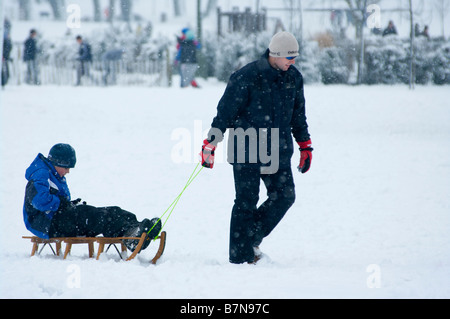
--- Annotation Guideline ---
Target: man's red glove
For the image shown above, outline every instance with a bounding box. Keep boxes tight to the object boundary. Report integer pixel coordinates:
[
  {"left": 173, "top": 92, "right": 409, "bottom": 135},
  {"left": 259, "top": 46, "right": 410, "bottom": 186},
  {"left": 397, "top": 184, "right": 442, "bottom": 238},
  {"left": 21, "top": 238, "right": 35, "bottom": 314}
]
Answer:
[
  {"left": 297, "top": 139, "right": 313, "bottom": 173},
  {"left": 200, "top": 139, "right": 216, "bottom": 168}
]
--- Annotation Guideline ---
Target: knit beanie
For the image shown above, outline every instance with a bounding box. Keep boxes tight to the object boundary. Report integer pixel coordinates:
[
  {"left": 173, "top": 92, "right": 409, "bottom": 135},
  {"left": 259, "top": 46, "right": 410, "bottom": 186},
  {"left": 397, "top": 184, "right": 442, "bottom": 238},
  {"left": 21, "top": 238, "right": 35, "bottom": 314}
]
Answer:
[{"left": 268, "top": 31, "right": 299, "bottom": 58}]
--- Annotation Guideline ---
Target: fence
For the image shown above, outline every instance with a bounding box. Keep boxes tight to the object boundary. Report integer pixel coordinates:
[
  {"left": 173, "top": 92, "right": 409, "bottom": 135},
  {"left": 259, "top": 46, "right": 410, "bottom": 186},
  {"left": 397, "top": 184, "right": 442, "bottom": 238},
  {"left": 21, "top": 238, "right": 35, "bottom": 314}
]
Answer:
[
  {"left": 217, "top": 7, "right": 267, "bottom": 36},
  {"left": 3, "top": 42, "right": 171, "bottom": 87}
]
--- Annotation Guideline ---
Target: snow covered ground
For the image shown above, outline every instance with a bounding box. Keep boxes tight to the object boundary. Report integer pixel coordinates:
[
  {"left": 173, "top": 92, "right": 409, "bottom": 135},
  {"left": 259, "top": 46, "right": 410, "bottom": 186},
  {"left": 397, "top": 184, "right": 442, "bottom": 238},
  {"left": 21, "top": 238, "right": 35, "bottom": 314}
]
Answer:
[{"left": 0, "top": 79, "right": 449, "bottom": 299}]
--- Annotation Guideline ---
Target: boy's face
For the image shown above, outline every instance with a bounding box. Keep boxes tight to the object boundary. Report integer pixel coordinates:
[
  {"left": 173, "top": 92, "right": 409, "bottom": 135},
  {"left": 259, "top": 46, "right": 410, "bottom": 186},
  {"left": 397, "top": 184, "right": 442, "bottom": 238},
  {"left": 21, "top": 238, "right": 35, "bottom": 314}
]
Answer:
[{"left": 55, "top": 166, "right": 70, "bottom": 177}]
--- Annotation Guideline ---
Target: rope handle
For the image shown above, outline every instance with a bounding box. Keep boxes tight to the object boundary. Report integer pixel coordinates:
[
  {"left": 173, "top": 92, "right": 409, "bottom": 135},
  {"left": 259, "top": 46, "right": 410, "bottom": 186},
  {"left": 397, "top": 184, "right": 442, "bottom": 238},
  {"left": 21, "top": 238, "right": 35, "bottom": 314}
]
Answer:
[{"left": 147, "top": 163, "right": 204, "bottom": 239}]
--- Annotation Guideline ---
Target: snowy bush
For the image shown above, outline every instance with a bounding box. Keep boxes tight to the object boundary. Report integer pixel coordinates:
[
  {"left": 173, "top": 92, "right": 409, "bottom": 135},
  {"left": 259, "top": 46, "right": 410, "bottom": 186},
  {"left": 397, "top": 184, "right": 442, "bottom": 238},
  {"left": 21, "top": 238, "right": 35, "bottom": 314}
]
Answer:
[
  {"left": 19, "top": 24, "right": 450, "bottom": 86},
  {"left": 414, "top": 38, "right": 435, "bottom": 85},
  {"left": 200, "top": 32, "right": 219, "bottom": 78},
  {"left": 318, "top": 46, "right": 350, "bottom": 84},
  {"left": 296, "top": 41, "right": 321, "bottom": 84},
  {"left": 208, "top": 31, "right": 272, "bottom": 82},
  {"left": 364, "top": 37, "right": 409, "bottom": 85},
  {"left": 364, "top": 37, "right": 450, "bottom": 85},
  {"left": 24, "top": 24, "right": 172, "bottom": 86},
  {"left": 431, "top": 42, "right": 450, "bottom": 85},
  {"left": 202, "top": 33, "right": 320, "bottom": 84},
  {"left": 37, "top": 26, "right": 168, "bottom": 66}
]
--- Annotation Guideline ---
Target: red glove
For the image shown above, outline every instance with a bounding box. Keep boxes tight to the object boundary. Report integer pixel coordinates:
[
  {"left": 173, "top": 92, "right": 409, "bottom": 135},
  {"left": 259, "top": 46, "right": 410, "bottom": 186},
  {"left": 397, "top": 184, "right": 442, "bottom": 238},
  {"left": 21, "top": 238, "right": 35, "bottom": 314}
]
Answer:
[
  {"left": 297, "top": 139, "right": 313, "bottom": 173},
  {"left": 200, "top": 139, "right": 216, "bottom": 168}
]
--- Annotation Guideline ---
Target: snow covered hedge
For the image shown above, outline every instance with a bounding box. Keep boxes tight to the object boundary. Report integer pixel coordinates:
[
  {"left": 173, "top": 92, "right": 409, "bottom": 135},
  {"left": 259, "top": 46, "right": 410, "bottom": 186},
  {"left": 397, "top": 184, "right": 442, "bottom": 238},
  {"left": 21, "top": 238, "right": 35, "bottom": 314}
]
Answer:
[
  {"left": 200, "top": 31, "right": 321, "bottom": 84},
  {"left": 28, "top": 24, "right": 171, "bottom": 85},
  {"left": 364, "top": 37, "right": 450, "bottom": 85},
  {"left": 430, "top": 42, "right": 450, "bottom": 85},
  {"left": 25, "top": 26, "right": 450, "bottom": 86},
  {"left": 317, "top": 46, "right": 351, "bottom": 84},
  {"left": 202, "top": 33, "right": 450, "bottom": 86},
  {"left": 205, "top": 31, "right": 273, "bottom": 82}
]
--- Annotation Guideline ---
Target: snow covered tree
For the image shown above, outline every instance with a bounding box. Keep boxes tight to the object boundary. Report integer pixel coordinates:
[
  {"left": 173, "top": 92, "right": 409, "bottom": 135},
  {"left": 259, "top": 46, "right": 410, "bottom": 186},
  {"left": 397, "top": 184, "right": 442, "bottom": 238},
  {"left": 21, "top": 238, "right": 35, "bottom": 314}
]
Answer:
[
  {"left": 47, "top": 0, "right": 65, "bottom": 20},
  {"left": 431, "top": 42, "right": 450, "bottom": 85},
  {"left": 120, "top": 0, "right": 132, "bottom": 22},
  {"left": 318, "top": 47, "right": 350, "bottom": 84},
  {"left": 296, "top": 41, "right": 321, "bottom": 84},
  {"left": 92, "top": 0, "right": 101, "bottom": 22},
  {"left": 18, "top": 0, "right": 31, "bottom": 20},
  {"left": 364, "top": 37, "right": 409, "bottom": 85},
  {"left": 173, "top": 0, "right": 182, "bottom": 17},
  {"left": 213, "top": 31, "right": 271, "bottom": 82}
]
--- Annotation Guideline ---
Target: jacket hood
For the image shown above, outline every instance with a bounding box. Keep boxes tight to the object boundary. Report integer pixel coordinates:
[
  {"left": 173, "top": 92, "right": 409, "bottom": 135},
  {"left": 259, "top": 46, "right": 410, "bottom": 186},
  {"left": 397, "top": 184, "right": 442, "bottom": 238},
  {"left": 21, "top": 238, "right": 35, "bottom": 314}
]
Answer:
[{"left": 25, "top": 153, "right": 59, "bottom": 181}]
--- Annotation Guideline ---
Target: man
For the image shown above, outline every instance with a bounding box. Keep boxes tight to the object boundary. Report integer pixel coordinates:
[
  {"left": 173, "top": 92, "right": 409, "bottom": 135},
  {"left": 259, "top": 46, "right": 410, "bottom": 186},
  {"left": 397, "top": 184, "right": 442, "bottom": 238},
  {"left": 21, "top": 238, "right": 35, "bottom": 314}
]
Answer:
[
  {"left": 200, "top": 31, "right": 313, "bottom": 264},
  {"left": 23, "top": 29, "right": 39, "bottom": 85},
  {"left": 176, "top": 29, "right": 201, "bottom": 88},
  {"left": 23, "top": 143, "right": 161, "bottom": 252},
  {"left": 75, "top": 35, "right": 92, "bottom": 85},
  {"left": 382, "top": 20, "right": 397, "bottom": 37},
  {"left": 101, "top": 48, "right": 124, "bottom": 86},
  {"left": 2, "top": 31, "right": 13, "bottom": 87}
]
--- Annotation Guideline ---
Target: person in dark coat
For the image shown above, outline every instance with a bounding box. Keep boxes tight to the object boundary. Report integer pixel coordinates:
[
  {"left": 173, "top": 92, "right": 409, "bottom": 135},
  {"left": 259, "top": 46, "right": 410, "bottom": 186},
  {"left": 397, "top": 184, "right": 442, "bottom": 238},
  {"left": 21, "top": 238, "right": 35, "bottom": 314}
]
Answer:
[
  {"left": 101, "top": 49, "right": 124, "bottom": 85},
  {"left": 23, "top": 143, "right": 161, "bottom": 252},
  {"left": 176, "top": 30, "right": 201, "bottom": 88},
  {"left": 75, "top": 35, "right": 93, "bottom": 85},
  {"left": 382, "top": 20, "right": 397, "bottom": 37},
  {"left": 2, "top": 32, "right": 13, "bottom": 87},
  {"left": 23, "top": 29, "right": 39, "bottom": 85},
  {"left": 200, "top": 31, "right": 313, "bottom": 264},
  {"left": 419, "top": 25, "right": 430, "bottom": 40}
]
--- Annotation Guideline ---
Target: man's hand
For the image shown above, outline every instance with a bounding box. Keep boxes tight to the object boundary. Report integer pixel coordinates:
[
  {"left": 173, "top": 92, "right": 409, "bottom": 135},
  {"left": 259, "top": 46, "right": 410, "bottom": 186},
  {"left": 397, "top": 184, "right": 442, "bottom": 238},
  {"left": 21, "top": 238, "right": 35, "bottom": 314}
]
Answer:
[
  {"left": 297, "top": 139, "right": 313, "bottom": 174},
  {"left": 200, "top": 139, "right": 216, "bottom": 168}
]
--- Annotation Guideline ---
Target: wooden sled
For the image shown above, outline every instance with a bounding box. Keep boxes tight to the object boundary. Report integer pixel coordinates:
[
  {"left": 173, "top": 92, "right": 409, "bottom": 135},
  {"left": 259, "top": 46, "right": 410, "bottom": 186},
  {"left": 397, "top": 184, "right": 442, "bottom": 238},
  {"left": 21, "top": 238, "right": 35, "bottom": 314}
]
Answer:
[{"left": 22, "top": 231, "right": 166, "bottom": 264}]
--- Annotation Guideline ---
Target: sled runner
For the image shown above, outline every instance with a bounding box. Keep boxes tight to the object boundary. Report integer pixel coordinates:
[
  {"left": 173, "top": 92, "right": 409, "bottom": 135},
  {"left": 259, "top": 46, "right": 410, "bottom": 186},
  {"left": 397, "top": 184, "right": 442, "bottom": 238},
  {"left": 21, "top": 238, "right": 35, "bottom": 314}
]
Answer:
[{"left": 22, "top": 231, "right": 166, "bottom": 264}]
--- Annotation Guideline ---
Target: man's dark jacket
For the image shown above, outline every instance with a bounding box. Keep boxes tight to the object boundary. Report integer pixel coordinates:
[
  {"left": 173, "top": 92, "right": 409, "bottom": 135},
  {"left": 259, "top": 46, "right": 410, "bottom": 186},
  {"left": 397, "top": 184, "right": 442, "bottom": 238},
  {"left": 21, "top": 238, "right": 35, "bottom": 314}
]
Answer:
[
  {"left": 78, "top": 42, "right": 92, "bottom": 62},
  {"left": 208, "top": 49, "right": 310, "bottom": 170},
  {"left": 23, "top": 37, "right": 37, "bottom": 61}
]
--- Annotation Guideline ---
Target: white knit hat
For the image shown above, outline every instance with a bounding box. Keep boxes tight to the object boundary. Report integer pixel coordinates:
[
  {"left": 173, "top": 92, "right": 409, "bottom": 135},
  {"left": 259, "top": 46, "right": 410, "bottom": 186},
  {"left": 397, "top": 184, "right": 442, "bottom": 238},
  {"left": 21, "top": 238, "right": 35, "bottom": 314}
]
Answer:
[{"left": 269, "top": 31, "right": 299, "bottom": 58}]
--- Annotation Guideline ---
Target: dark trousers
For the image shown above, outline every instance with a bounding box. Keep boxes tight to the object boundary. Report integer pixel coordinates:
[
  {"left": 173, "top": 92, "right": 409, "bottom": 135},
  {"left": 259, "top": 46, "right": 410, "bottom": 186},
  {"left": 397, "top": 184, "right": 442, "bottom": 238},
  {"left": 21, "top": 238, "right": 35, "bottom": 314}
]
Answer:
[
  {"left": 49, "top": 205, "right": 139, "bottom": 238},
  {"left": 230, "top": 165, "right": 296, "bottom": 263}
]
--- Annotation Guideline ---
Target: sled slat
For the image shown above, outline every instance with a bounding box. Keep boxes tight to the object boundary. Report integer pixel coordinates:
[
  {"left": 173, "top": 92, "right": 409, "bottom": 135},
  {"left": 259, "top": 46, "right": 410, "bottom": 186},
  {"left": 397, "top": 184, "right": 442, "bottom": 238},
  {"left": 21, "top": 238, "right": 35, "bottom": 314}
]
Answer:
[{"left": 23, "top": 233, "right": 166, "bottom": 264}]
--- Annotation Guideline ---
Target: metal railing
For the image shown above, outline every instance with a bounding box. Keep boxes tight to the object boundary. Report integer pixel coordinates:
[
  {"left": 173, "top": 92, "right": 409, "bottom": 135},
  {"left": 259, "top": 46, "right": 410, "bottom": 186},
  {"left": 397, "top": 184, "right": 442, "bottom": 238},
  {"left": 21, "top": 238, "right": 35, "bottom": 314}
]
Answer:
[{"left": 3, "top": 43, "right": 172, "bottom": 87}]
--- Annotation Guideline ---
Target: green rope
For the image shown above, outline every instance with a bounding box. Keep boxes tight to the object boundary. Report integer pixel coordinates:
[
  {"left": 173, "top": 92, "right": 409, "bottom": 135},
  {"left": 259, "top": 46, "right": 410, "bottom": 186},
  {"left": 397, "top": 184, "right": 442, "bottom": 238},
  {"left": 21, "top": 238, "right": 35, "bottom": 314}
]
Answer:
[{"left": 147, "top": 163, "right": 204, "bottom": 238}]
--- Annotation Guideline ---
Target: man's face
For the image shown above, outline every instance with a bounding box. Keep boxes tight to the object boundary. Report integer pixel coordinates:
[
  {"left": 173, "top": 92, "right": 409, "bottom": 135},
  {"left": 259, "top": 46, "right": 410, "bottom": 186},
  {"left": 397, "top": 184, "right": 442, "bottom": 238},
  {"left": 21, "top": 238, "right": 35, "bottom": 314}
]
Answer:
[
  {"left": 55, "top": 166, "right": 70, "bottom": 177},
  {"left": 269, "top": 56, "right": 296, "bottom": 72}
]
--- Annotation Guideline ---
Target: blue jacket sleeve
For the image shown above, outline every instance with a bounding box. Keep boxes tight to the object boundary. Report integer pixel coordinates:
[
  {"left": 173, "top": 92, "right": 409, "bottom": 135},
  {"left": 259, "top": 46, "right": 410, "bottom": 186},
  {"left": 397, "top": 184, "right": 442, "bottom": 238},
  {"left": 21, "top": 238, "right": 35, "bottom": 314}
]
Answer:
[{"left": 30, "top": 169, "right": 61, "bottom": 212}]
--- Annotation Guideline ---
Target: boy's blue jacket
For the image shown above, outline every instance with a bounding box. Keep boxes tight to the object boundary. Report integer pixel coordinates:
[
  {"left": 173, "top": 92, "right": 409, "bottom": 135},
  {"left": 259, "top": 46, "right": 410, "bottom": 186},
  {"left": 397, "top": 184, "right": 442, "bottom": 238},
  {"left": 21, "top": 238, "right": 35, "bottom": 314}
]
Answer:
[{"left": 23, "top": 154, "right": 71, "bottom": 238}]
